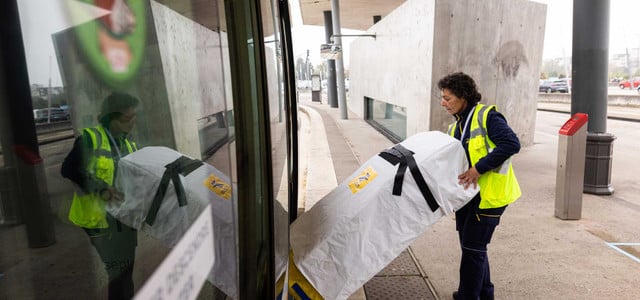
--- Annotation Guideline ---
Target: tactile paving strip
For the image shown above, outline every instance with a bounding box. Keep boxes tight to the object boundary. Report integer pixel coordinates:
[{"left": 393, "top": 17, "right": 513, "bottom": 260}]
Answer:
[
  {"left": 376, "top": 250, "right": 421, "bottom": 276},
  {"left": 364, "top": 276, "right": 435, "bottom": 300},
  {"left": 362, "top": 250, "right": 436, "bottom": 299}
]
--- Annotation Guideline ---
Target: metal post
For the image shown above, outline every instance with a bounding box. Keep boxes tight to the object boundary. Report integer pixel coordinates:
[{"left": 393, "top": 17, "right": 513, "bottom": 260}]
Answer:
[
  {"left": 323, "top": 10, "right": 338, "bottom": 108},
  {"left": 331, "top": 0, "right": 348, "bottom": 119},
  {"left": 0, "top": 0, "right": 55, "bottom": 247},
  {"left": 572, "top": 0, "right": 615, "bottom": 195},
  {"left": 306, "top": 49, "right": 311, "bottom": 81}
]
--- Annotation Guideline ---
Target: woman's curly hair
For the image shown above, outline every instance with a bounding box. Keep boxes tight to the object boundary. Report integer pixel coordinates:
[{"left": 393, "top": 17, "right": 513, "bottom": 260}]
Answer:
[
  {"left": 99, "top": 92, "right": 140, "bottom": 127},
  {"left": 437, "top": 72, "right": 482, "bottom": 105}
]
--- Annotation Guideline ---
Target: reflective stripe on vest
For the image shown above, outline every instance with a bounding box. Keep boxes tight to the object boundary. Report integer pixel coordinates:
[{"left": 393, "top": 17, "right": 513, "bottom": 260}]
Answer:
[
  {"left": 68, "top": 126, "right": 135, "bottom": 228},
  {"left": 449, "top": 104, "right": 521, "bottom": 208}
]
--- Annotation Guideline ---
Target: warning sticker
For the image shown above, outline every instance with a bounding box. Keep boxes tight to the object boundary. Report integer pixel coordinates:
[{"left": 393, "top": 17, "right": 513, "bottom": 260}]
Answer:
[
  {"left": 203, "top": 174, "right": 232, "bottom": 200},
  {"left": 348, "top": 166, "right": 378, "bottom": 194}
]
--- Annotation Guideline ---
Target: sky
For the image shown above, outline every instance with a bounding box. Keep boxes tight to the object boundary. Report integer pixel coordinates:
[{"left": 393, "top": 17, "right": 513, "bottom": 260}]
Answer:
[
  {"left": 16, "top": 0, "right": 640, "bottom": 86},
  {"left": 532, "top": 0, "right": 640, "bottom": 59}
]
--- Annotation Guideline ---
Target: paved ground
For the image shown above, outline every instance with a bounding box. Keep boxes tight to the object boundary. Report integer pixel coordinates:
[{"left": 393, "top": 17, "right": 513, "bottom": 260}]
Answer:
[{"left": 298, "top": 91, "right": 640, "bottom": 299}]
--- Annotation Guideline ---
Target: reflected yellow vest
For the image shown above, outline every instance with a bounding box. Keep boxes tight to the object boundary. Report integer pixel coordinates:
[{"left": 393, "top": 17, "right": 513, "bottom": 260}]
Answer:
[
  {"left": 68, "top": 126, "right": 135, "bottom": 228},
  {"left": 448, "top": 104, "right": 521, "bottom": 208}
]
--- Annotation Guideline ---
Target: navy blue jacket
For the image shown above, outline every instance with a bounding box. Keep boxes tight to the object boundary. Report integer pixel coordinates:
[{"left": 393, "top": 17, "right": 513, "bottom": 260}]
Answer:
[{"left": 451, "top": 103, "right": 521, "bottom": 174}]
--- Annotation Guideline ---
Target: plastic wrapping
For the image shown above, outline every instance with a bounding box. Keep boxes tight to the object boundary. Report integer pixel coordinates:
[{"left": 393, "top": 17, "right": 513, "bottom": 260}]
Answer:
[
  {"left": 290, "top": 131, "right": 479, "bottom": 299},
  {"left": 107, "top": 146, "right": 237, "bottom": 299}
]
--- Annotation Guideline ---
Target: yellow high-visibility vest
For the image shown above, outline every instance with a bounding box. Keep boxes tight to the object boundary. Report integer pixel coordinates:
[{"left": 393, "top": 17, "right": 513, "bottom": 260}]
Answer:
[
  {"left": 448, "top": 104, "right": 521, "bottom": 208},
  {"left": 68, "top": 126, "right": 136, "bottom": 228}
]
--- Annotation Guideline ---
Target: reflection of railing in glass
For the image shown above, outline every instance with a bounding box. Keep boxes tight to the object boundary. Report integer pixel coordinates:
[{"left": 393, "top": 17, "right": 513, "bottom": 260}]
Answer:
[{"left": 198, "top": 110, "right": 235, "bottom": 159}]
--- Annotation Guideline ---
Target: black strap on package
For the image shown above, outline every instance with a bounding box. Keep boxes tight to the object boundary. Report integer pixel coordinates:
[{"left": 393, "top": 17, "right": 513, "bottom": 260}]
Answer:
[
  {"left": 378, "top": 144, "right": 440, "bottom": 212},
  {"left": 145, "top": 156, "right": 204, "bottom": 226}
]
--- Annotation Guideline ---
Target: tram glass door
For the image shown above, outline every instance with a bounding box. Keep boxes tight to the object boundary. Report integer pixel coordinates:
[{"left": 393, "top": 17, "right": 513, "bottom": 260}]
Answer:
[{"left": 1, "top": 0, "right": 295, "bottom": 298}]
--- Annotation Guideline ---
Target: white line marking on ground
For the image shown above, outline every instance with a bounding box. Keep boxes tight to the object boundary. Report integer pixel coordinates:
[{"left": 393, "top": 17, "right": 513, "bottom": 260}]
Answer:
[{"left": 606, "top": 243, "right": 640, "bottom": 264}]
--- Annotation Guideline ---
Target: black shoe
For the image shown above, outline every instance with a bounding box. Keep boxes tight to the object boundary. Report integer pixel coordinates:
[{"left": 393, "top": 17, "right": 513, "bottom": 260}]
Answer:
[{"left": 452, "top": 291, "right": 459, "bottom": 300}]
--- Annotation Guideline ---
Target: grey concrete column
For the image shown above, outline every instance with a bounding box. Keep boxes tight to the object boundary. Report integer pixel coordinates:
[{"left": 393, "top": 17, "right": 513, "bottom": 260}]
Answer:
[
  {"left": 331, "top": 0, "right": 348, "bottom": 119},
  {"left": 572, "top": 0, "right": 615, "bottom": 195},
  {"left": 1, "top": 0, "right": 56, "bottom": 247},
  {"left": 324, "top": 10, "right": 338, "bottom": 108}
]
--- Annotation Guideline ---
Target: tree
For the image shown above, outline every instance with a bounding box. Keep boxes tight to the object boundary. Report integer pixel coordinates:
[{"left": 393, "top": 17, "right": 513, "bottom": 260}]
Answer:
[
  {"left": 314, "top": 62, "right": 326, "bottom": 79},
  {"left": 541, "top": 58, "right": 564, "bottom": 79},
  {"left": 32, "top": 96, "right": 47, "bottom": 109},
  {"left": 295, "top": 57, "right": 305, "bottom": 80}
]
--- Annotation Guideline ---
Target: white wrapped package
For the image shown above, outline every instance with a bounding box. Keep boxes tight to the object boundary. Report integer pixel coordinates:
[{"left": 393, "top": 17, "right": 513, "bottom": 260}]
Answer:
[
  {"left": 290, "top": 131, "right": 479, "bottom": 299},
  {"left": 108, "top": 146, "right": 237, "bottom": 299}
]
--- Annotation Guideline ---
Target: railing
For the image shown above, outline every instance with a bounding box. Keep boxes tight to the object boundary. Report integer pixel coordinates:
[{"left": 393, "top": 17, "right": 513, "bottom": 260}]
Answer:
[
  {"left": 538, "top": 93, "right": 640, "bottom": 107},
  {"left": 35, "top": 120, "right": 73, "bottom": 134}
]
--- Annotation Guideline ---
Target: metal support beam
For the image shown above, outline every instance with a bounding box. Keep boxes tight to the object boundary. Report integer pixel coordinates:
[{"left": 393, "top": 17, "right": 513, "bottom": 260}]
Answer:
[
  {"left": 0, "top": 0, "right": 55, "bottom": 247},
  {"left": 572, "top": 0, "right": 615, "bottom": 195},
  {"left": 323, "top": 10, "right": 338, "bottom": 108},
  {"left": 331, "top": 0, "right": 348, "bottom": 119},
  {"left": 331, "top": 34, "right": 377, "bottom": 40}
]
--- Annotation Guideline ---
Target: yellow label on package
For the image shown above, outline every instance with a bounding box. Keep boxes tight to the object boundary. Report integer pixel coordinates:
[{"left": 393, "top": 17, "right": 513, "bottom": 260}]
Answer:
[
  {"left": 348, "top": 166, "right": 378, "bottom": 194},
  {"left": 203, "top": 174, "right": 232, "bottom": 200}
]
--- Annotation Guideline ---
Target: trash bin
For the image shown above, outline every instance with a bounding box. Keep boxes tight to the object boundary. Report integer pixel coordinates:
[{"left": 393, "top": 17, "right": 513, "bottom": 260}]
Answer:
[
  {"left": 0, "top": 166, "right": 22, "bottom": 225},
  {"left": 555, "top": 113, "right": 588, "bottom": 220},
  {"left": 583, "top": 133, "right": 616, "bottom": 195}
]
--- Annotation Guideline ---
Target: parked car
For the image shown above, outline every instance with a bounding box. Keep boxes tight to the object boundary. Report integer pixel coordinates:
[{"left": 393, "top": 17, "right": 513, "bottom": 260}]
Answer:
[
  {"left": 33, "top": 108, "right": 70, "bottom": 123},
  {"left": 618, "top": 77, "right": 640, "bottom": 89},
  {"left": 50, "top": 108, "right": 70, "bottom": 121},
  {"left": 539, "top": 79, "right": 569, "bottom": 93}
]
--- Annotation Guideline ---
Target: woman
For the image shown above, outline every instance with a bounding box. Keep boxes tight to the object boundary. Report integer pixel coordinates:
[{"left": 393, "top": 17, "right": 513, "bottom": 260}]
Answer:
[
  {"left": 61, "top": 92, "right": 139, "bottom": 299},
  {"left": 438, "top": 72, "right": 521, "bottom": 300}
]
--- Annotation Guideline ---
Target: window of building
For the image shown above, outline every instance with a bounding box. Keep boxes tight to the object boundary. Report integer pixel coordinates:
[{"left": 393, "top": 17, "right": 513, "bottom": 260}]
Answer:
[{"left": 364, "top": 97, "right": 407, "bottom": 143}]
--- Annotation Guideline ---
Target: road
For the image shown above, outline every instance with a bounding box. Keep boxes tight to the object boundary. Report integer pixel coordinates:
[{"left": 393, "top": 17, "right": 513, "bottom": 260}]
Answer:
[
  {"left": 607, "top": 85, "right": 639, "bottom": 95},
  {"left": 540, "top": 86, "right": 639, "bottom": 96}
]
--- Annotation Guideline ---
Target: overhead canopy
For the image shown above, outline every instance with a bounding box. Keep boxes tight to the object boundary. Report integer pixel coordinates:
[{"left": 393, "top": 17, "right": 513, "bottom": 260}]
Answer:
[
  {"left": 299, "top": 0, "right": 406, "bottom": 31},
  {"left": 153, "top": 0, "right": 277, "bottom": 37}
]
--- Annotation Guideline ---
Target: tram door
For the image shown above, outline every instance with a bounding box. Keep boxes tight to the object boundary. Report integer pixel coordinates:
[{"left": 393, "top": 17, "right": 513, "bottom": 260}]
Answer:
[{"left": 0, "top": 0, "right": 296, "bottom": 299}]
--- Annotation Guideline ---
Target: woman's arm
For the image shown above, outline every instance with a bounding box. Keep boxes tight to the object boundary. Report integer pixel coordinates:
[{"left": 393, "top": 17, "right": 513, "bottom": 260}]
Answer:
[
  {"left": 60, "top": 132, "right": 110, "bottom": 194},
  {"left": 474, "top": 110, "right": 521, "bottom": 174}
]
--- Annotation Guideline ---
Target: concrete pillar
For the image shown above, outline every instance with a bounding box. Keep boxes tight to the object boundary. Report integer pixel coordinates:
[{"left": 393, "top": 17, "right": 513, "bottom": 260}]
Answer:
[
  {"left": 572, "top": 0, "right": 615, "bottom": 195},
  {"left": 331, "top": 0, "right": 348, "bottom": 119},
  {"left": 323, "top": 10, "right": 338, "bottom": 108},
  {"left": 0, "top": 0, "right": 56, "bottom": 247}
]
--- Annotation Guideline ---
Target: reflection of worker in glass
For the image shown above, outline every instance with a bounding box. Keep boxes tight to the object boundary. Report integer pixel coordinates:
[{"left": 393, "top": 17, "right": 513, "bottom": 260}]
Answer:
[
  {"left": 96, "top": 0, "right": 136, "bottom": 72},
  {"left": 61, "top": 92, "right": 139, "bottom": 299}
]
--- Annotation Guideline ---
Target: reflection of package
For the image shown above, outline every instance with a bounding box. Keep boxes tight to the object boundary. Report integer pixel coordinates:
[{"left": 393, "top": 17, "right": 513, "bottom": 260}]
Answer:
[
  {"left": 108, "top": 146, "right": 237, "bottom": 299},
  {"left": 289, "top": 131, "right": 479, "bottom": 300}
]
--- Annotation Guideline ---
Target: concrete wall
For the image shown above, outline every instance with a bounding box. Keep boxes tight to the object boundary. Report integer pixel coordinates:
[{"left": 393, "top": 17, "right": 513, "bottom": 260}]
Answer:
[
  {"left": 348, "top": 0, "right": 546, "bottom": 146},
  {"left": 55, "top": 1, "right": 233, "bottom": 158},
  {"left": 53, "top": 2, "right": 178, "bottom": 151},
  {"left": 349, "top": 0, "right": 436, "bottom": 136},
  {"left": 151, "top": 1, "right": 228, "bottom": 158}
]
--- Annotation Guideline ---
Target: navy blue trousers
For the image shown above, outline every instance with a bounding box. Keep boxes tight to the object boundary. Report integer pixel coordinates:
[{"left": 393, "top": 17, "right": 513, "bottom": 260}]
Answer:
[
  {"left": 85, "top": 214, "right": 137, "bottom": 300},
  {"left": 455, "top": 195, "right": 506, "bottom": 300}
]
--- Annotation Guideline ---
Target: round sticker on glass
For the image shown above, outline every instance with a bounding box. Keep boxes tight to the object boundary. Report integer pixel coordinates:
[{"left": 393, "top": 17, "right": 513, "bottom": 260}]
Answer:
[{"left": 67, "top": 0, "right": 146, "bottom": 89}]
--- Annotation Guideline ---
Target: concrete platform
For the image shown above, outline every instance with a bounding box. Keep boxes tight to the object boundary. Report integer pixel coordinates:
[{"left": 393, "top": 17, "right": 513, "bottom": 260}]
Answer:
[{"left": 298, "top": 91, "right": 640, "bottom": 299}]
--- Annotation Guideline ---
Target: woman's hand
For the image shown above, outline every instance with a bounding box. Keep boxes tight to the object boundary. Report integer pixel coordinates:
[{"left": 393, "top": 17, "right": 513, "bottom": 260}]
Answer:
[
  {"left": 458, "top": 167, "right": 480, "bottom": 190},
  {"left": 100, "top": 186, "right": 124, "bottom": 202}
]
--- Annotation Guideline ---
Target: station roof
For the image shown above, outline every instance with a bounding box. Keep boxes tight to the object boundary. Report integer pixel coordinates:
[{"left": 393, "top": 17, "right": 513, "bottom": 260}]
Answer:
[{"left": 299, "top": 0, "right": 406, "bottom": 31}]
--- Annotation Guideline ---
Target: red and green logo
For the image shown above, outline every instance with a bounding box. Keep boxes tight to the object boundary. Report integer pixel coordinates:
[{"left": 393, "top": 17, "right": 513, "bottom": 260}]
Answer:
[{"left": 67, "top": 0, "right": 146, "bottom": 89}]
